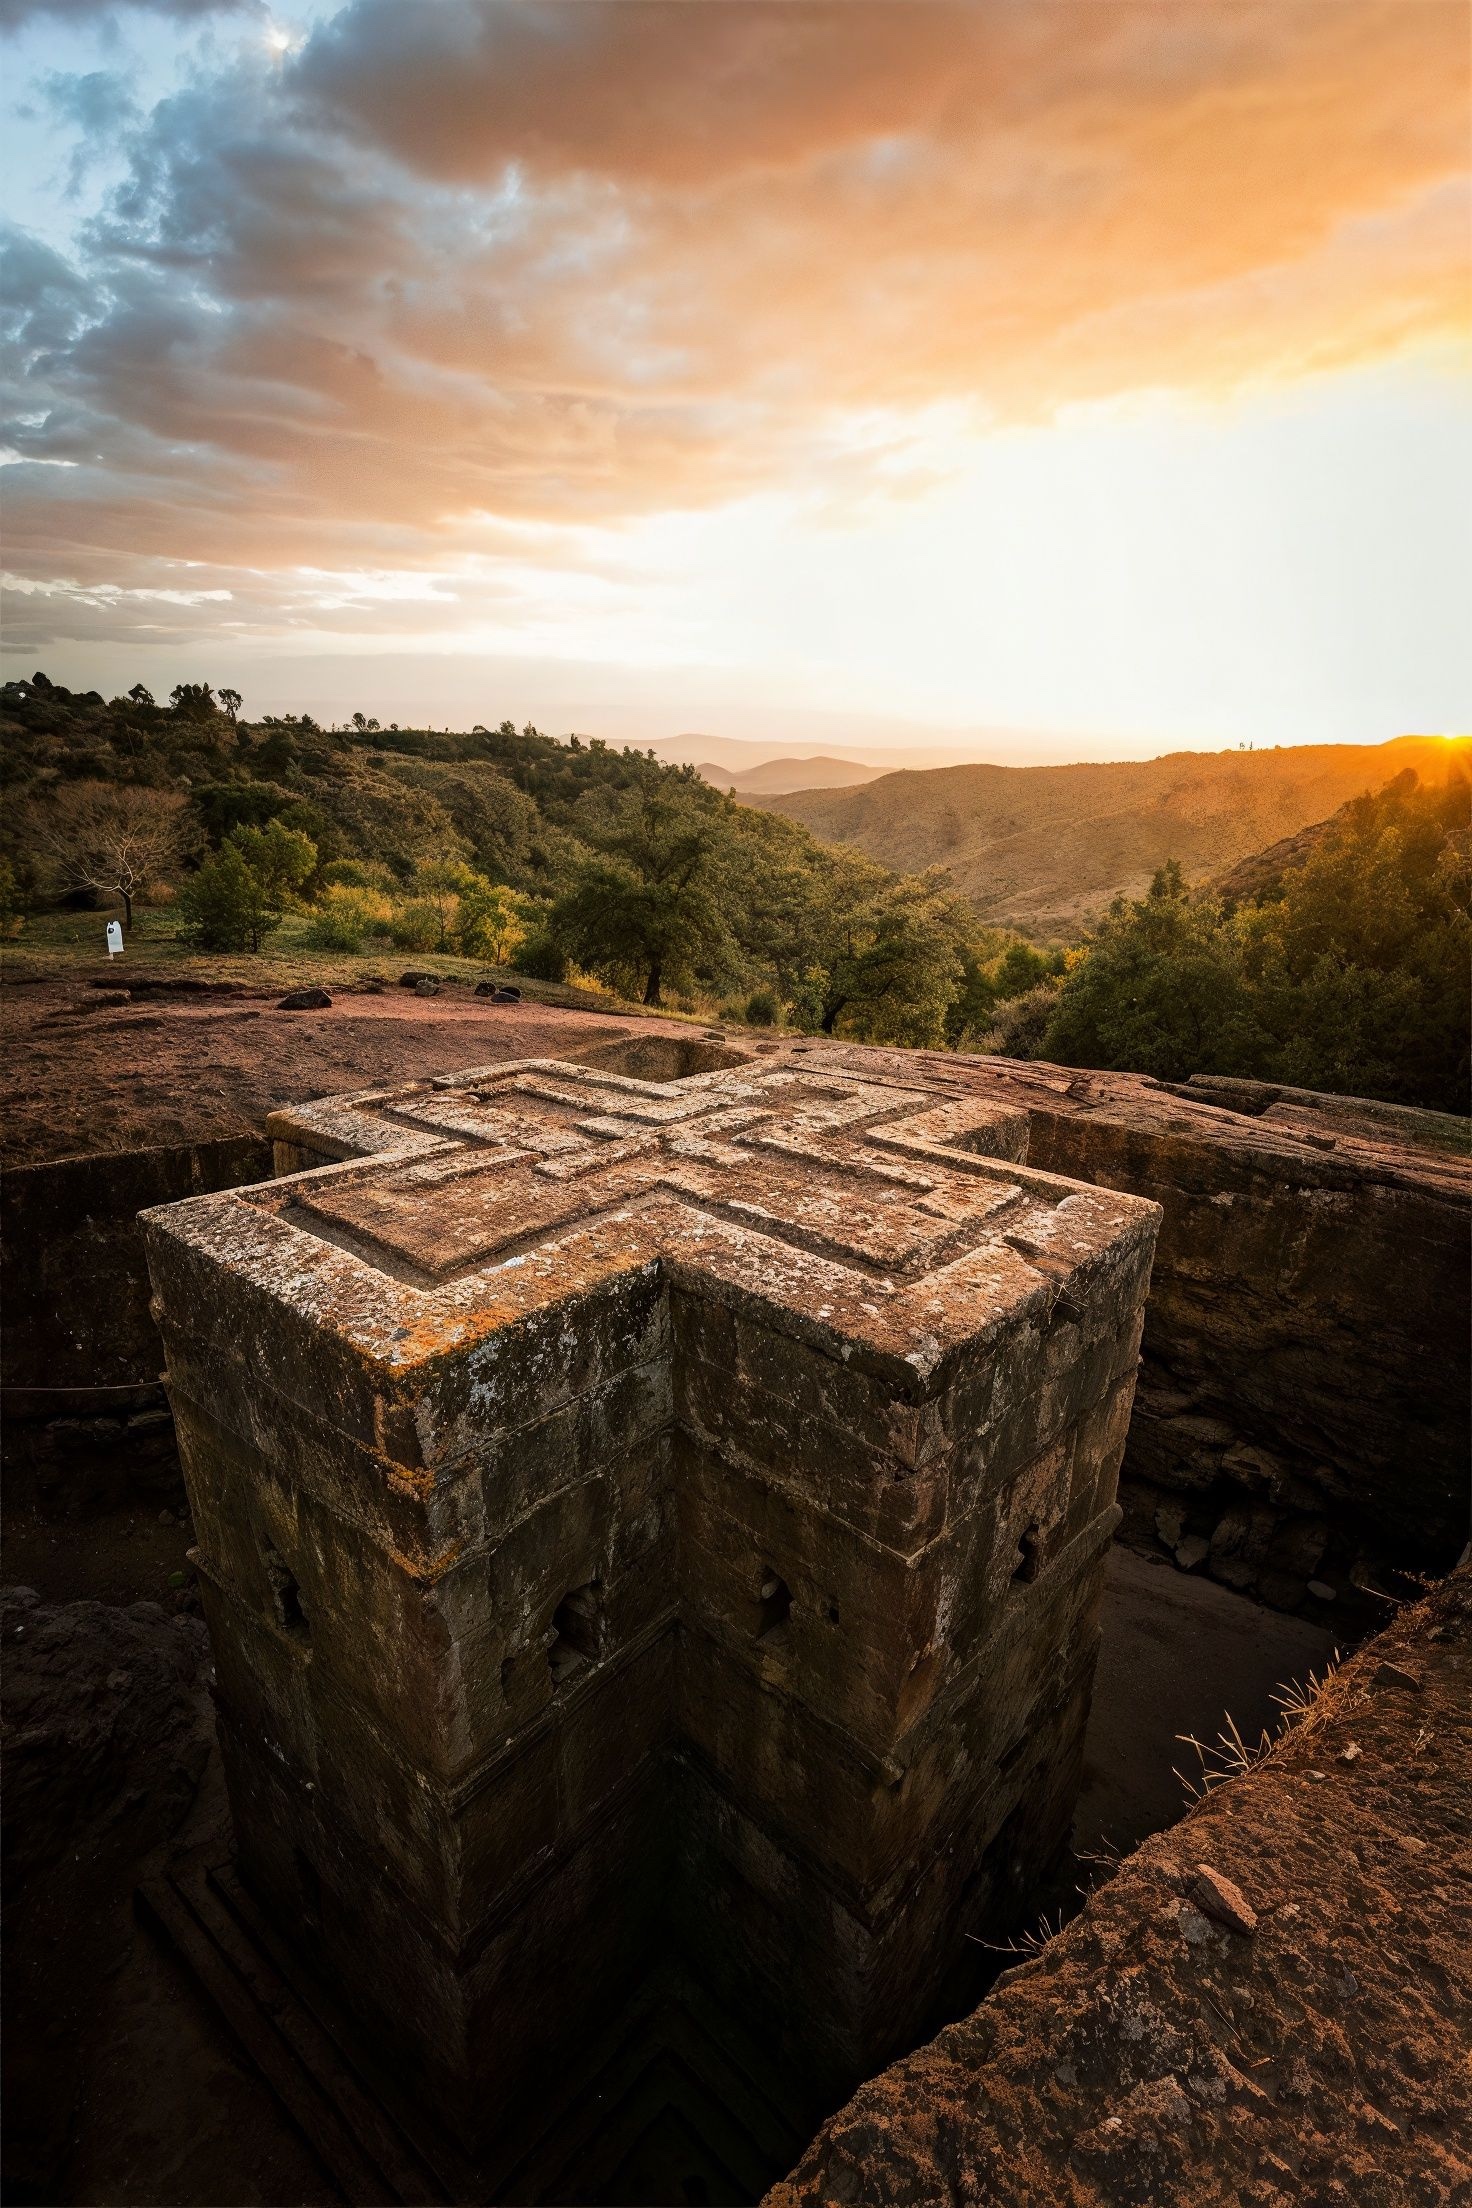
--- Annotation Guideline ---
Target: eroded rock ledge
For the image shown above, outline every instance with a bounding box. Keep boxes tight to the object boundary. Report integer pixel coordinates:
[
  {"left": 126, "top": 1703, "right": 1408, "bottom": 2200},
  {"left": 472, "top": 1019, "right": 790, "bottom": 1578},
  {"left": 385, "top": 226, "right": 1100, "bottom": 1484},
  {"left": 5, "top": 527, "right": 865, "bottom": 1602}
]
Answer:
[{"left": 766, "top": 1562, "right": 1472, "bottom": 2208}]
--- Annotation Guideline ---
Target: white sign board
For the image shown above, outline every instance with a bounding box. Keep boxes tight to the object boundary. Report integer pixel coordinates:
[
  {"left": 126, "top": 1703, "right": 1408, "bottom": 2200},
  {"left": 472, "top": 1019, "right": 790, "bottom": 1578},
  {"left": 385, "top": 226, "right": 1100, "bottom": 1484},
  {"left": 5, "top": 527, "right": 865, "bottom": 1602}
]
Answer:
[{"left": 105, "top": 921, "right": 124, "bottom": 957}]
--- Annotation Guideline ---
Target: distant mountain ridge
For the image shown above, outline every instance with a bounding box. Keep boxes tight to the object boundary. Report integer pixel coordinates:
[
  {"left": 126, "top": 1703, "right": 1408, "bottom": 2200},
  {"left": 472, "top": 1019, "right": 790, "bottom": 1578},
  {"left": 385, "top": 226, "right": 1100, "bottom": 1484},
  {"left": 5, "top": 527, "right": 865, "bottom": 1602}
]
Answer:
[
  {"left": 757, "top": 736, "right": 1470, "bottom": 938},
  {"left": 694, "top": 755, "right": 881, "bottom": 795}
]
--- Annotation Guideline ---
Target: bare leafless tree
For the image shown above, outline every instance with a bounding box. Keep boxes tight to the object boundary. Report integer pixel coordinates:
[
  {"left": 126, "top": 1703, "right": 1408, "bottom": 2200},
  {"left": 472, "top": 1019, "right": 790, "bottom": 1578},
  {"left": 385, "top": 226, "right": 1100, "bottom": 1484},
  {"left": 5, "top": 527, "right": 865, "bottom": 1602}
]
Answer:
[{"left": 34, "top": 782, "right": 189, "bottom": 929}]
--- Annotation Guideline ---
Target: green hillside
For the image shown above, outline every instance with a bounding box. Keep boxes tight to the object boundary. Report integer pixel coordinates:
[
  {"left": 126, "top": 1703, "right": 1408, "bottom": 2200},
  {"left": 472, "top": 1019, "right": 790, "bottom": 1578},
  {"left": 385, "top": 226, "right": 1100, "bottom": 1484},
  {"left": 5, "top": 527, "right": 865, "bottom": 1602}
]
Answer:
[{"left": 760, "top": 737, "right": 1471, "bottom": 938}]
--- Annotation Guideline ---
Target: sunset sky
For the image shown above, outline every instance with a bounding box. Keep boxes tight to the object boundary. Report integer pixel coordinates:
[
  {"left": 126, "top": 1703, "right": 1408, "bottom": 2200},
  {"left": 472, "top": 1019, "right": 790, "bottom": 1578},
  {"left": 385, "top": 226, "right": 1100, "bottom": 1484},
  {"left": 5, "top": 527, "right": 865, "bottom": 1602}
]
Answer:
[{"left": 1, "top": 0, "right": 1468, "bottom": 761}]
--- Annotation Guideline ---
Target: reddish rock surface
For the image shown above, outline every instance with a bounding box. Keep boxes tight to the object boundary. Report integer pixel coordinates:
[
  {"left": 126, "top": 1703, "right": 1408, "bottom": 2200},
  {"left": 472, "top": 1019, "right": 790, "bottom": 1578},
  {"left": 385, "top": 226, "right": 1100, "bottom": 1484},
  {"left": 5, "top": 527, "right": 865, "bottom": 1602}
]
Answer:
[
  {"left": 0, "top": 971, "right": 654, "bottom": 1167},
  {"left": 767, "top": 1564, "right": 1472, "bottom": 2208}
]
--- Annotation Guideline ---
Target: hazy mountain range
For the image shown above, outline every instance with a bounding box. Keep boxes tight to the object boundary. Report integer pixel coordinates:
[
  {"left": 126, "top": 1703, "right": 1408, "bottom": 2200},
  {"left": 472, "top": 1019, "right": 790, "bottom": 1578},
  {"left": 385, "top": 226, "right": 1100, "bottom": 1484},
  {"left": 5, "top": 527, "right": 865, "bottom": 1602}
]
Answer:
[
  {"left": 693, "top": 755, "right": 881, "bottom": 795},
  {"left": 745, "top": 735, "right": 1470, "bottom": 938}
]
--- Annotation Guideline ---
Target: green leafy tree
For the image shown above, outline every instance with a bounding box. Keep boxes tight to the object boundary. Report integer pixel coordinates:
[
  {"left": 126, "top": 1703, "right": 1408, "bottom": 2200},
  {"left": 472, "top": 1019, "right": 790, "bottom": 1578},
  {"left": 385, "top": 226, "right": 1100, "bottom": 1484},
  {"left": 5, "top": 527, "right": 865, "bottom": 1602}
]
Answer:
[
  {"left": 829, "top": 875, "right": 967, "bottom": 1047},
  {"left": 790, "top": 859, "right": 966, "bottom": 1045},
  {"left": 229, "top": 819, "right": 317, "bottom": 907},
  {"left": 457, "top": 877, "right": 528, "bottom": 965},
  {"left": 552, "top": 785, "right": 729, "bottom": 1005},
  {"left": 1043, "top": 863, "right": 1264, "bottom": 1081},
  {"left": 1043, "top": 775, "right": 1470, "bottom": 1110},
  {"left": 177, "top": 821, "right": 318, "bottom": 952},
  {"left": 945, "top": 935, "right": 1061, "bottom": 1047},
  {"left": 413, "top": 857, "right": 478, "bottom": 949},
  {"left": 1241, "top": 772, "right": 1470, "bottom": 1110},
  {"left": 176, "top": 844, "right": 277, "bottom": 952}
]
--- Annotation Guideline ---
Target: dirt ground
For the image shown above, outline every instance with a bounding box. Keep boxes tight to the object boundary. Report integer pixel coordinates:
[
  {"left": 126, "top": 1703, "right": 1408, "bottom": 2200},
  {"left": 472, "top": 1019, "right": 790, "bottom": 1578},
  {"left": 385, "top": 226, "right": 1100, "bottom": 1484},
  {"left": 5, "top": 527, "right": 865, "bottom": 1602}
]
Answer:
[{"left": 0, "top": 968, "right": 664, "bottom": 1168}]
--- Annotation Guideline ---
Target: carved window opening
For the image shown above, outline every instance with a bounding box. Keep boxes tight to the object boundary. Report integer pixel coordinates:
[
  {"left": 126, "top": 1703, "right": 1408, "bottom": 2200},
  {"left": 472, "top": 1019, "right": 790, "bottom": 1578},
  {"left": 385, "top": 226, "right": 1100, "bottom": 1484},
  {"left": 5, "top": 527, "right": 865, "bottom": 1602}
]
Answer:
[
  {"left": 549, "top": 1582, "right": 600, "bottom": 1688},
  {"left": 757, "top": 1569, "right": 791, "bottom": 1638},
  {"left": 261, "top": 1532, "right": 310, "bottom": 1642},
  {"left": 1012, "top": 1522, "right": 1041, "bottom": 1585}
]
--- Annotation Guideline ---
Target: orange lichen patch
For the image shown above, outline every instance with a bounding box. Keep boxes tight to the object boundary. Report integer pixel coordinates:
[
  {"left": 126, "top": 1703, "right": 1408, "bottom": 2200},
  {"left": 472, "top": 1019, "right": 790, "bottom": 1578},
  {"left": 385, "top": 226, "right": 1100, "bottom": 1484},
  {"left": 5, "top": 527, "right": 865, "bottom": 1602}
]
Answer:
[{"left": 385, "top": 1538, "right": 464, "bottom": 1585}]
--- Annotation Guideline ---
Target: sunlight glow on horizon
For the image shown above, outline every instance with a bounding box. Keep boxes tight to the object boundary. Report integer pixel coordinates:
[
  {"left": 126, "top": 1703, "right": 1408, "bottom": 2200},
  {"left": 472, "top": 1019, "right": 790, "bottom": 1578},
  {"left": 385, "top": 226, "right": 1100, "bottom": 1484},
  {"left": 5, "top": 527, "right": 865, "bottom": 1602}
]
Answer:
[{"left": 1, "top": 0, "right": 1468, "bottom": 754}]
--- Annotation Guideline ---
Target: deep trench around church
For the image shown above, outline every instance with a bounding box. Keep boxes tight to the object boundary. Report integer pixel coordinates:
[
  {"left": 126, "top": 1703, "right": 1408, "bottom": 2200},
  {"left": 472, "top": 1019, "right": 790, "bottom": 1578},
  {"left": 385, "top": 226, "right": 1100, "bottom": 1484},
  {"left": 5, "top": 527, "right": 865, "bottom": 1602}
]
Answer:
[
  {"left": 2, "top": 991, "right": 1464, "bottom": 2206},
  {"left": 2, "top": 1524, "right": 1337, "bottom": 2208}
]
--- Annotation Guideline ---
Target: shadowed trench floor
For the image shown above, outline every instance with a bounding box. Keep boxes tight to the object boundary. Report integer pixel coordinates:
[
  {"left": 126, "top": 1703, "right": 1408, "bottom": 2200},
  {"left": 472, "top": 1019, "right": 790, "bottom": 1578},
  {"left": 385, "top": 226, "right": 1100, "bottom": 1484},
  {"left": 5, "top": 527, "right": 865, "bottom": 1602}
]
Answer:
[{"left": 3, "top": 1524, "right": 1338, "bottom": 2208}]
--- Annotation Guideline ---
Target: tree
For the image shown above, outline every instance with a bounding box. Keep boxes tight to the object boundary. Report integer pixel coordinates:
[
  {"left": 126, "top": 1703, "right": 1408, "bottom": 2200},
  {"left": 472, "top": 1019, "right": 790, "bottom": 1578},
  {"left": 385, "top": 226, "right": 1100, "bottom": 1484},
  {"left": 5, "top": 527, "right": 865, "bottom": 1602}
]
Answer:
[
  {"left": 817, "top": 872, "right": 967, "bottom": 1047},
  {"left": 1041, "top": 775, "right": 1470, "bottom": 1111},
  {"left": 34, "top": 782, "right": 188, "bottom": 928},
  {"left": 551, "top": 784, "right": 728, "bottom": 1004},
  {"left": 457, "top": 878, "right": 528, "bottom": 965},
  {"left": 1240, "top": 771, "right": 1470, "bottom": 1111},
  {"left": 175, "top": 844, "right": 277, "bottom": 952},
  {"left": 414, "top": 857, "right": 478, "bottom": 949},
  {"left": 218, "top": 687, "right": 242, "bottom": 724},
  {"left": 176, "top": 822, "right": 318, "bottom": 952},
  {"left": 1043, "top": 863, "right": 1263, "bottom": 1082},
  {"left": 227, "top": 819, "right": 317, "bottom": 906},
  {"left": 127, "top": 683, "right": 155, "bottom": 711},
  {"left": 170, "top": 682, "right": 217, "bottom": 721}
]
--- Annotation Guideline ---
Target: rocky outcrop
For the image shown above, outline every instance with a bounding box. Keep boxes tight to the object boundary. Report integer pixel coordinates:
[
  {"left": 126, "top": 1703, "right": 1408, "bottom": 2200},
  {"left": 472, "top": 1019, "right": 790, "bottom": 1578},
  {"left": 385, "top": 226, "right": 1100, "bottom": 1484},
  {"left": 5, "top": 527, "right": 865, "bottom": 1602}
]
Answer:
[
  {"left": 1009, "top": 1065, "right": 1470, "bottom": 1615},
  {"left": 767, "top": 1564, "right": 1472, "bottom": 2208}
]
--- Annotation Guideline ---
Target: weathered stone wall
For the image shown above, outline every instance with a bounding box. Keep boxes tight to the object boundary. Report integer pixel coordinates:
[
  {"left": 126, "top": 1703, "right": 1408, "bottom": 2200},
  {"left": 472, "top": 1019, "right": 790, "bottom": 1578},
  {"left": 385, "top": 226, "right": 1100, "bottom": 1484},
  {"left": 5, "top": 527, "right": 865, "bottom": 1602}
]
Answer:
[
  {"left": 813, "top": 1048, "right": 1470, "bottom": 1614},
  {"left": 767, "top": 1562, "right": 1472, "bottom": 2208},
  {"left": 1, "top": 1136, "right": 270, "bottom": 1512},
  {"left": 16, "top": 1021, "right": 1461, "bottom": 1615},
  {"left": 1022, "top": 1077, "right": 1470, "bottom": 1608},
  {"left": 143, "top": 1047, "right": 1159, "bottom": 2166}
]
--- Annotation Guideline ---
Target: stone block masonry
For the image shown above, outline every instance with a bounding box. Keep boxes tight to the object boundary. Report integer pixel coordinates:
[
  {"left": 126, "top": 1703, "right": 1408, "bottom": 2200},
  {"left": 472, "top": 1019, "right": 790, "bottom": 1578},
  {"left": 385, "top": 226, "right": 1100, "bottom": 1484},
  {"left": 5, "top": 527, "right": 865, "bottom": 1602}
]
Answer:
[{"left": 141, "top": 1040, "right": 1160, "bottom": 2168}]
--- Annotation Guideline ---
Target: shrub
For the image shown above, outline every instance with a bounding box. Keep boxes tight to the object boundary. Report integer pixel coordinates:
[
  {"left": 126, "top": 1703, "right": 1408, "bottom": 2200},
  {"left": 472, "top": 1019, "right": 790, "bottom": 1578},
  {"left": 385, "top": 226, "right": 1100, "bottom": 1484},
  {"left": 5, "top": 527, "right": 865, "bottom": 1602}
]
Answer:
[
  {"left": 321, "top": 857, "right": 397, "bottom": 892},
  {"left": 744, "top": 987, "right": 779, "bottom": 1027},
  {"left": 978, "top": 982, "right": 1062, "bottom": 1060},
  {"left": 176, "top": 844, "right": 276, "bottom": 951},
  {"left": 388, "top": 899, "right": 442, "bottom": 952},
  {"left": 515, "top": 928, "right": 568, "bottom": 982},
  {"left": 304, "top": 885, "right": 392, "bottom": 952}
]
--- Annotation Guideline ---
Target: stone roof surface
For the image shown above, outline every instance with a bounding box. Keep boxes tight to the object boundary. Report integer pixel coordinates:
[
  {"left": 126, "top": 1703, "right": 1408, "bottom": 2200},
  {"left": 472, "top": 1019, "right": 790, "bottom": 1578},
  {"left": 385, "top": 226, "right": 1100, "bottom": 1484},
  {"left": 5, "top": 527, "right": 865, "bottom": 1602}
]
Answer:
[{"left": 144, "top": 1039, "right": 1160, "bottom": 1471}]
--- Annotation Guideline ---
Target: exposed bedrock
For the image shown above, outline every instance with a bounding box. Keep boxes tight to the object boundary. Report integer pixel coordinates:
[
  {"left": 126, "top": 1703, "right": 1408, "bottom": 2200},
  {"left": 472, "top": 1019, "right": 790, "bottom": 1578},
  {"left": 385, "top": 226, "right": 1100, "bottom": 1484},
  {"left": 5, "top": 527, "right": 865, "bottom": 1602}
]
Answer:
[
  {"left": 1016, "top": 1069, "right": 1470, "bottom": 1609},
  {"left": 7, "top": 1024, "right": 1466, "bottom": 1631},
  {"left": 766, "top": 1561, "right": 1472, "bottom": 2208},
  {"left": 1, "top": 1137, "right": 270, "bottom": 1513}
]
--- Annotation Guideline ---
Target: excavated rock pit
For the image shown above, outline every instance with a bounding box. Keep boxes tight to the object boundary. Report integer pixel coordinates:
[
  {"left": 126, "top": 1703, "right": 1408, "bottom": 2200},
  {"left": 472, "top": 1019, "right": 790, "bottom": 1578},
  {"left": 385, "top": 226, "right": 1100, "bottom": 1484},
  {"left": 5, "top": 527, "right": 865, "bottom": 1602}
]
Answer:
[{"left": 2, "top": 999, "right": 1466, "bottom": 2204}]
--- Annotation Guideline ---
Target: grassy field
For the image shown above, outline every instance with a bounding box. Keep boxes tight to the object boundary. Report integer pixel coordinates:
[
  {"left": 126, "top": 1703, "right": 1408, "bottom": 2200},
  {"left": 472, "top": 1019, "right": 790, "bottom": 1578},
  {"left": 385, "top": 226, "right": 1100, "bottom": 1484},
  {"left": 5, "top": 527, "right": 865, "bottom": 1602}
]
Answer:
[{"left": 1, "top": 906, "right": 725, "bottom": 1026}]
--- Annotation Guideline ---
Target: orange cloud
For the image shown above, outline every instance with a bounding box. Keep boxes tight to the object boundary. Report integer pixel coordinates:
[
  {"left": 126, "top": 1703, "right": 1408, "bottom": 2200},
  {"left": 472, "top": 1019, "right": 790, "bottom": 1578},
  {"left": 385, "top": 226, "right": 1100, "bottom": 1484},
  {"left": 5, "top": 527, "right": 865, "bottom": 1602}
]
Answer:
[{"left": 1, "top": 0, "right": 1467, "bottom": 647}]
